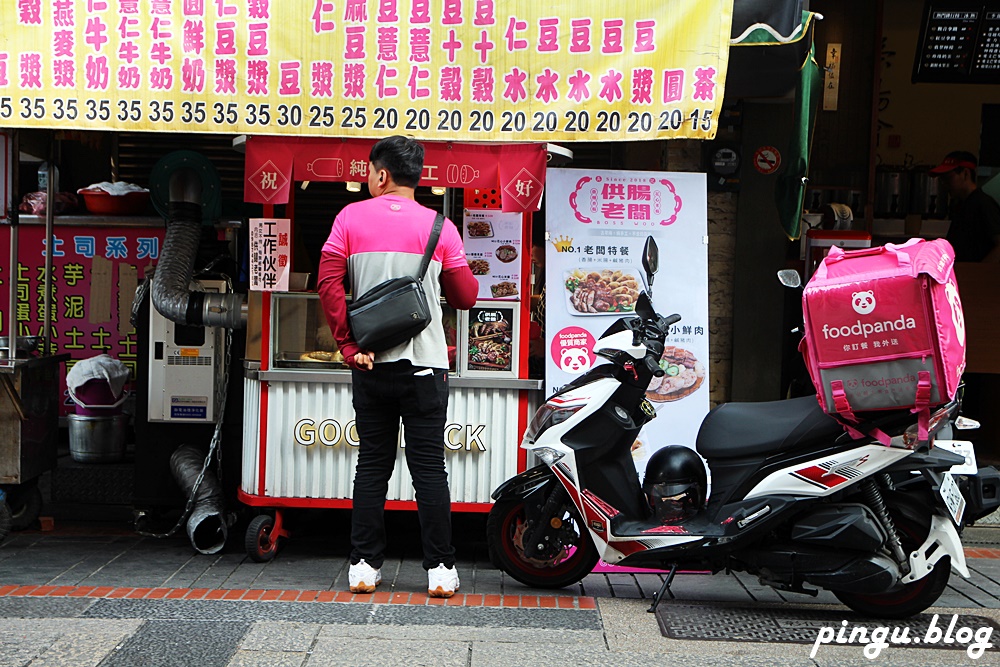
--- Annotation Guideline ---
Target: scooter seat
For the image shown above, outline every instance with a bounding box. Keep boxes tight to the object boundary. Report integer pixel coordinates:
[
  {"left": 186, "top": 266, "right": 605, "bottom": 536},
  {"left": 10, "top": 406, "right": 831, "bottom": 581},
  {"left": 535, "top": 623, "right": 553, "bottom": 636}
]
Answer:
[{"left": 696, "top": 395, "right": 845, "bottom": 459}]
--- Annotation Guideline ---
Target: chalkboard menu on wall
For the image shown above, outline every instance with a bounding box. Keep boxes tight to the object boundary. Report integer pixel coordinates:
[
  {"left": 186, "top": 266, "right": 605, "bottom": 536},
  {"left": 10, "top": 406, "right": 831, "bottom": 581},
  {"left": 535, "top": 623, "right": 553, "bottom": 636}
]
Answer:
[{"left": 912, "top": 1, "right": 1000, "bottom": 83}]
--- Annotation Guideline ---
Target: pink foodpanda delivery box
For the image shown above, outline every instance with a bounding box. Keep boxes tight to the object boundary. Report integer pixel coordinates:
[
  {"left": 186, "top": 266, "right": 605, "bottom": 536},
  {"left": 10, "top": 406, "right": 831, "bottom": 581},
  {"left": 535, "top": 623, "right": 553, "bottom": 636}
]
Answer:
[{"left": 800, "top": 238, "right": 966, "bottom": 442}]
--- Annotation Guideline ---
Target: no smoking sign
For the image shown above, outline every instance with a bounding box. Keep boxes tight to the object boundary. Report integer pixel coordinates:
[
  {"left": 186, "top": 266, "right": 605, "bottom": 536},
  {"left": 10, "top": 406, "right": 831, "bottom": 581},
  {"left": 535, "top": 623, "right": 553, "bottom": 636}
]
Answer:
[{"left": 753, "top": 146, "right": 781, "bottom": 175}]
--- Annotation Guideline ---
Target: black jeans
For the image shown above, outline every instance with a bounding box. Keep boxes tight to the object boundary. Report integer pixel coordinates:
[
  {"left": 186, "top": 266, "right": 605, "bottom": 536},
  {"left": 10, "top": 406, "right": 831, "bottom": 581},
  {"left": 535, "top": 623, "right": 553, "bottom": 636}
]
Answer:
[{"left": 350, "top": 361, "right": 456, "bottom": 571}]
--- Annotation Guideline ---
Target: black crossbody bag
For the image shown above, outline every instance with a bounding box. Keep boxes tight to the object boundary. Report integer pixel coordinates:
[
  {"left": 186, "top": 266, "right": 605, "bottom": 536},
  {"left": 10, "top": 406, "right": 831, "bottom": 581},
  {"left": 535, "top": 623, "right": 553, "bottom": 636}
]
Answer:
[{"left": 347, "top": 213, "right": 444, "bottom": 353}]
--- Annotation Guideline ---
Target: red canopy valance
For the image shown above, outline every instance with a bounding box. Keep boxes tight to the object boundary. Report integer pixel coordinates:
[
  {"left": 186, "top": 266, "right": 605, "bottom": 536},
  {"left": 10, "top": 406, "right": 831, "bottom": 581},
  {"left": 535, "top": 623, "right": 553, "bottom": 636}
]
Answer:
[{"left": 244, "top": 137, "right": 546, "bottom": 213}]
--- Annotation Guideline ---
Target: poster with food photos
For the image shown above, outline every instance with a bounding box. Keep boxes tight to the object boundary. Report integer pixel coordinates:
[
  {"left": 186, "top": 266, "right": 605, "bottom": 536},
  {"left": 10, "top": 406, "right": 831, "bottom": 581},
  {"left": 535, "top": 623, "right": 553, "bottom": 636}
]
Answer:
[
  {"left": 463, "top": 304, "right": 519, "bottom": 378},
  {"left": 463, "top": 209, "right": 522, "bottom": 301},
  {"left": 545, "top": 168, "right": 710, "bottom": 480}
]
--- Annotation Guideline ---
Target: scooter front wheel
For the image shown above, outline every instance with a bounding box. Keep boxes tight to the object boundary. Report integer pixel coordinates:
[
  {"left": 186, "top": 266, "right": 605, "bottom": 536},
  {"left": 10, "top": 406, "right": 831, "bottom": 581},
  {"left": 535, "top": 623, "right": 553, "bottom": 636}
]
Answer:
[{"left": 487, "top": 497, "right": 599, "bottom": 589}]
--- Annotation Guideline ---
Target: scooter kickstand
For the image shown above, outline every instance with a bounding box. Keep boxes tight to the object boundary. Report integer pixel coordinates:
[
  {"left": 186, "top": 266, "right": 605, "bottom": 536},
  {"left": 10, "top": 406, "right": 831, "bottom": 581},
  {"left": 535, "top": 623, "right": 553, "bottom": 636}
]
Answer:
[{"left": 646, "top": 563, "right": 678, "bottom": 613}]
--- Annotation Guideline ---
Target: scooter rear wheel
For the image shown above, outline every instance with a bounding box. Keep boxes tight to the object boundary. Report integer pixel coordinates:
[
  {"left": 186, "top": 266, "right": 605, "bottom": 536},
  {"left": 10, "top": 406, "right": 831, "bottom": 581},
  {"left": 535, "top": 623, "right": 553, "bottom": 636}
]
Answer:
[
  {"left": 487, "top": 497, "right": 599, "bottom": 589},
  {"left": 833, "top": 507, "right": 950, "bottom": 619}
]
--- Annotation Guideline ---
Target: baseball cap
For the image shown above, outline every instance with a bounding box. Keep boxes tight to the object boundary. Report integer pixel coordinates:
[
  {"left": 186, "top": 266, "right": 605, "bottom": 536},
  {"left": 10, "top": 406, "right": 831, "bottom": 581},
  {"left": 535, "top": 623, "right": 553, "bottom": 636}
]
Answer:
[{"left": 929, "top": 150, "right": 978, "bottom": 174}]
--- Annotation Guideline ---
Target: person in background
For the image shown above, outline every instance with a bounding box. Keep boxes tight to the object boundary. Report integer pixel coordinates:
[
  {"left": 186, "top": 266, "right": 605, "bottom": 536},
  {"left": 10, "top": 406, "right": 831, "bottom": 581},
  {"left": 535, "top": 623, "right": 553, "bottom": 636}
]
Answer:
[
  {"left": 931, "top": 151, "right": 1000, "bottom": 459},
  {"left": 930, "top": 150, "right": 1000, "bottom": 263},
  {"left": 317, "top": 136, "right": 478, "bottom": 598}
]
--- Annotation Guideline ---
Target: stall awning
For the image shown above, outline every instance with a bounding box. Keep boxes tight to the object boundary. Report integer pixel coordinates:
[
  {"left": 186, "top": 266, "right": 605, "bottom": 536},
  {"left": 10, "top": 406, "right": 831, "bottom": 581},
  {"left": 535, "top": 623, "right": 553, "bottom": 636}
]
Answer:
[
  {"left": 244, "top": 137, "right": 546, "bottom": 213},
  {"left": 727, "top": 1, "right": 815, "bottom": 98},
  {"left": 731, "top": 0, "right": 807, "bottom": 45}
]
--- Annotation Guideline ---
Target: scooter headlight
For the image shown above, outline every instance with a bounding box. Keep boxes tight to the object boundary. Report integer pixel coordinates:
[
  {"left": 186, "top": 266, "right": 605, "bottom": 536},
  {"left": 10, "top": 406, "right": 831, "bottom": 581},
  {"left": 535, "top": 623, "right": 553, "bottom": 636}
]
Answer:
[
  {"left": 523, "top": 403, "right": 584, "bottom": 444},
  {"left": 532, "top": 447, "right": 566, "bottom": 466}
]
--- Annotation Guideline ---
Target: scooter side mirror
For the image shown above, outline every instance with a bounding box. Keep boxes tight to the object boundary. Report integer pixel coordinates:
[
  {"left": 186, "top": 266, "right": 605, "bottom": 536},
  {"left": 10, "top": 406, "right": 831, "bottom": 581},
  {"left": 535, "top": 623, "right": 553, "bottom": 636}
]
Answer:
[
  {"left": 635, "top": 291, "right": 655, "bottom": 320},
  {"left": 777, "top": 269, "right": 802, "bottom": 289},
  {"left": 642, "top": 236, "right": 659, "bottom": 294}
]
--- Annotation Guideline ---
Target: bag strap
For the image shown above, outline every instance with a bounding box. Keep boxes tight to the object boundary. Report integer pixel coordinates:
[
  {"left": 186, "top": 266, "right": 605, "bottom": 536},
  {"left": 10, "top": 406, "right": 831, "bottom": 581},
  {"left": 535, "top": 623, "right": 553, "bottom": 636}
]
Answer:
[
  {"left": 911, "top": 370, "right": 933, "bottom": 443},
  {"left": 813, "top": 241, "right": 916, "bottom": 281},
  {"left": 830, "top": 380, "right": 893, "bottom": 446},
  {"left": 416, "top": 213, "right": 445, "bottom": 281}
]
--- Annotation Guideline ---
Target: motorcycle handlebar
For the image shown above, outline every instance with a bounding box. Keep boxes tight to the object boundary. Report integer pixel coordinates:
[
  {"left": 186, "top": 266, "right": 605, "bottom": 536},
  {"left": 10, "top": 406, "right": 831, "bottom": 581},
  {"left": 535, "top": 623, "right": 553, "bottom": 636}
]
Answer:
[
  {"left": 644, "top": 353, "right": 665, "bottom": 377},
  {"left": 660, "top": 313, "right": 682, "bottom": 329}
]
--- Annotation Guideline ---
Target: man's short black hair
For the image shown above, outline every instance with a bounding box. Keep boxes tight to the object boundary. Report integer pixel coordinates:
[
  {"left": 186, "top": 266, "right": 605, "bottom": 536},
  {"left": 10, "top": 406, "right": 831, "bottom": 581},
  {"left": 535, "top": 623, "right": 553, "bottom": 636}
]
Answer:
[{"left": 369, "top": 136, "right": 424, "bottom": 188}]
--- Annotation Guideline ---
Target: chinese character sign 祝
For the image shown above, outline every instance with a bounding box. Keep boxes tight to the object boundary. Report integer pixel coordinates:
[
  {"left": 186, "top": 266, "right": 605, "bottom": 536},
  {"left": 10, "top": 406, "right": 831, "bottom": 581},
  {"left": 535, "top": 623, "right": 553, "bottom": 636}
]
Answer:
[
  {"left": 249, "top": 218, "right": 291, "bottom": 291},
  {"left": 0, "top": 0, "right": 734, "bottom": 141},
  {"left": 544, "top": 168, "right": 709, "bottom": 478}
]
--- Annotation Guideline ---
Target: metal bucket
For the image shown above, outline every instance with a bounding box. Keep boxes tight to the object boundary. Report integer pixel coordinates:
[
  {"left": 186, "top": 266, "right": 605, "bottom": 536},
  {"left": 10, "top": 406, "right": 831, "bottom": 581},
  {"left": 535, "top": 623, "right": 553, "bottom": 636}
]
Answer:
[{"left": 67, "top": 414, "right": 128, "bottom": 463}]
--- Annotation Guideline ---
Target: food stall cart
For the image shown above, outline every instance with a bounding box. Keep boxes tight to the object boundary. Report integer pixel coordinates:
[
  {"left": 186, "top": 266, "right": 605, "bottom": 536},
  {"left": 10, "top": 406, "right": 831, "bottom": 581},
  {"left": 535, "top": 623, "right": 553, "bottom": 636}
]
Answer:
[{"left": 237, "top": 136, "right": 547, "bottom": 559}]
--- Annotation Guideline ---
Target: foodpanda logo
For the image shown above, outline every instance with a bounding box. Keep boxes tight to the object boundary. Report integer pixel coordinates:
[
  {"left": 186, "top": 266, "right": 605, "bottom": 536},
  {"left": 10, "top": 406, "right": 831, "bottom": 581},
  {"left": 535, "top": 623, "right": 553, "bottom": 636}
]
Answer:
[
  {"left": 852, "top": 290, "right": 876, "bottom": 315},
  {"left": 560, "top": 347, "right": 592, "bottom": 374}
]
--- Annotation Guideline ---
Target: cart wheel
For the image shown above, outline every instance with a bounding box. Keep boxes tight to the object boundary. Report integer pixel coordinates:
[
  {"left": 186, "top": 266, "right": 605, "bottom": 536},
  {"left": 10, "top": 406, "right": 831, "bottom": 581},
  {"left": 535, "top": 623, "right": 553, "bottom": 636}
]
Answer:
[
  {"left": 245, "top": 515, "right": 278, "bottom": 562},
  {"left": 0, "top": 502, "right": 11, "bottom": 543},
  {"left": 8, "top": 483, "right": 43, "bottom": 531}
]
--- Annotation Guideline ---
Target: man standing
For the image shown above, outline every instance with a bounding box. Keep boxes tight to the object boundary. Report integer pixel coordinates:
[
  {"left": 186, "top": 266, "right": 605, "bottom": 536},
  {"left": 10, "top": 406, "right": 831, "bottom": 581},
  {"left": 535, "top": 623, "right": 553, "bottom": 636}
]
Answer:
[
  {"left": 317, "top": 136, "right": 478, "bottom": 597},
  {"left": 930, "top": 150, "right": 1000, "bottom": 262}
]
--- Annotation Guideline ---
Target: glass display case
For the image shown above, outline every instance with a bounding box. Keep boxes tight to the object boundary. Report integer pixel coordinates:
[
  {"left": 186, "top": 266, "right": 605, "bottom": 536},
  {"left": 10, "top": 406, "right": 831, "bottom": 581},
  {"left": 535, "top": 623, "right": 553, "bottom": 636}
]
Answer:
[{"left": 270, "top": 293, "right": 459, "bottom": 373}]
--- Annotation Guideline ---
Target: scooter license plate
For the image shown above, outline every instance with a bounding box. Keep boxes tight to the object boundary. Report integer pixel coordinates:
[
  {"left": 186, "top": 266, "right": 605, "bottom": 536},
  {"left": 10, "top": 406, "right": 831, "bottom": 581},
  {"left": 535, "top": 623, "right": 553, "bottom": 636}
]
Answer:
[{"left": 938, "top": 472, "right": 966, "bottom": 526}]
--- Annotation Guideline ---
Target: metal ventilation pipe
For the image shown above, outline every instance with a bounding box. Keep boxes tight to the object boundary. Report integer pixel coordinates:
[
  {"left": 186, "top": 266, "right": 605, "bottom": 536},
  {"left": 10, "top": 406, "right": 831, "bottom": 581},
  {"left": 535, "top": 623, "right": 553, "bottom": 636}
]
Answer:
[
  {"left": 150, "top": 166, "right": 246, "bottom": 329},
  {"left": 170, "top": 444, "right": 227, "bottom": 555}
]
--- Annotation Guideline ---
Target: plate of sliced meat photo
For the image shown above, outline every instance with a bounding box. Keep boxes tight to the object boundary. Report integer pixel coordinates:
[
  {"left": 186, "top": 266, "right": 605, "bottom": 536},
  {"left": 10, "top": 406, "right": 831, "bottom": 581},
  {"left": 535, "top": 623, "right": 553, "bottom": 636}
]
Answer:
[
  {"left": 645, "top": 346, "right": 706, "bottom": 402},
  {"left": 563, "top": 268, "right": 643, "bottom": 315}
]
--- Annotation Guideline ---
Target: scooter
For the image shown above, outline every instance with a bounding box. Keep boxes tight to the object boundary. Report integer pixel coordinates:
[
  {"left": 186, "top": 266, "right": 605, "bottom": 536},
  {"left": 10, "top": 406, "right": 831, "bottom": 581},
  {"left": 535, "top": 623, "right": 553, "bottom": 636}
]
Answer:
[{"left": 488, "top": 237, "right": 1000, "bottom": 618}]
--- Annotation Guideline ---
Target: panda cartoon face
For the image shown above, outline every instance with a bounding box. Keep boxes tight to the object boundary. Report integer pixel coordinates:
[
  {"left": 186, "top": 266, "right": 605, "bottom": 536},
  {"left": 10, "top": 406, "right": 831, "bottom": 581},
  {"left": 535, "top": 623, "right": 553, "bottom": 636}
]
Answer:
[
  {"left": 560, "top": 346, "right": 592, "bottom": 374},
  {"left": 851, "top": 290, "right": 876, "bottom": 315}
]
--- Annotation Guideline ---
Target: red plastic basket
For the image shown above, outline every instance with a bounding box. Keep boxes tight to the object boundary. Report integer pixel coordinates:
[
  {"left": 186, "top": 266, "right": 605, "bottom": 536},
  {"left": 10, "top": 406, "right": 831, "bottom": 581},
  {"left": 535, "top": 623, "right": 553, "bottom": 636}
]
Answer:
[{"left": 79, "top": 190, "right": 150, "bottom": 216}]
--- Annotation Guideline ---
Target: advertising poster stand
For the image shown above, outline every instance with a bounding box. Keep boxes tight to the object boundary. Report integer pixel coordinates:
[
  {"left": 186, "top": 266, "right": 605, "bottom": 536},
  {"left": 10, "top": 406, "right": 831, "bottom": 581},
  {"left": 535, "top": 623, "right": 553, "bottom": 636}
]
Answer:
[{"left": 545, "top": 168, "right": 710, "bottom": 481}]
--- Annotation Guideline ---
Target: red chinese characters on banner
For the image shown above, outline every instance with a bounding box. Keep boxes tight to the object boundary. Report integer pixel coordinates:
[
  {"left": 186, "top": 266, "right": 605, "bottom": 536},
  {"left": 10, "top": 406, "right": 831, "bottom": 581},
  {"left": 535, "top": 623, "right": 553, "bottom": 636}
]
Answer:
[
  {"left": 249, "top": 217, "right": 291, "bottom": 291},
  {"left": 0, "top": 2, "right": 727, "bottom": 142},
  {"left": 0, "top": 225, "right": 164, "bottom": 416},
  {"left": 568, "top": 175, "right": 684, "bottom": 226},
  {"left": 243, "top": 136, "right": 545, "bottom": 212}
]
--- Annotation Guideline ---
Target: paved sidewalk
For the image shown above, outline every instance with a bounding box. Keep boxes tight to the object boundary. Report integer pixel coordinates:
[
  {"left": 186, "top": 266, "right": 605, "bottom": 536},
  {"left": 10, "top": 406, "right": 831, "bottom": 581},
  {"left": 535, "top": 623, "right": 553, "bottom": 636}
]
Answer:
[{"left": 1, "top": 514, "right": 999, "bottom": 666}]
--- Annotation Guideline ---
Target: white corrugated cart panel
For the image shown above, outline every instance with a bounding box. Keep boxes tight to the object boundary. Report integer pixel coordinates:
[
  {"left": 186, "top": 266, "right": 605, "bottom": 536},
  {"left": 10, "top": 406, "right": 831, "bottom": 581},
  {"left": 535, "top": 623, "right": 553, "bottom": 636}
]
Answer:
[
  {"left": 241, "top": 377, "right": 261, "bottom": 495},
  {"left": 252, "top": 380, "right": 521, "bottom": 503}
]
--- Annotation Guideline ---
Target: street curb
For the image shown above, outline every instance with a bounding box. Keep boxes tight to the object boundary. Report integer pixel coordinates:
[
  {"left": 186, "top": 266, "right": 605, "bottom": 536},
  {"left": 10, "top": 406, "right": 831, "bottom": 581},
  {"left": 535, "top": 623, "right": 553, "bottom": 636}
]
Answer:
[
  {"left": 0, "top": 584, "right": 597, "bottom": 609},
  {"left": 965, "top": 547, "right": 1000, "bottom": 558}
]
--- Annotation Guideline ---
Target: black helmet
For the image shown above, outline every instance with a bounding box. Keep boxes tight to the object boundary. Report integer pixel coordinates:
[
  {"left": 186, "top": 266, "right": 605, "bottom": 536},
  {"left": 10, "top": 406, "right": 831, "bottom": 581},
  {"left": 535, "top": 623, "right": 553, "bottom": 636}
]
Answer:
[{"left": 642, "top": 446, "right": 707, "bottom": 524}]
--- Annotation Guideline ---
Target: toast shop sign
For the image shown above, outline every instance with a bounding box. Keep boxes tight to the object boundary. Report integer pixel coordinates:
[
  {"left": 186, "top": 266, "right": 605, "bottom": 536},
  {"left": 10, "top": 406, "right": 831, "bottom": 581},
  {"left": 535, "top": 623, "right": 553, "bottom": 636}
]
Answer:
[{"left": 292, "top": 418, "right": 487, "bottom": 452}]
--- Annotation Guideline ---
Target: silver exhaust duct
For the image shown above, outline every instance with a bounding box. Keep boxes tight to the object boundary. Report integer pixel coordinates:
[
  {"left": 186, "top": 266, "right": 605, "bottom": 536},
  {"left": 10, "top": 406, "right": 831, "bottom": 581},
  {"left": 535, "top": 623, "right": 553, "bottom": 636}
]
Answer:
[
  {"left": 169, "top": 444, "right": 228, "bottom": 555},
  {"left": 150, "top": 163, "right": 246, "bottom": 329}
]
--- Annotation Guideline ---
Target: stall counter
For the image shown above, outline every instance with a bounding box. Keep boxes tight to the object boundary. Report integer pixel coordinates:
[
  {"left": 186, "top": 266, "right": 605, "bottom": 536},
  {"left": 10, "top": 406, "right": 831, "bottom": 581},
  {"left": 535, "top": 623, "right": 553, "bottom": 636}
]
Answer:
[{"left": 239, "top": 291, "right": 541, "bottom": 512}]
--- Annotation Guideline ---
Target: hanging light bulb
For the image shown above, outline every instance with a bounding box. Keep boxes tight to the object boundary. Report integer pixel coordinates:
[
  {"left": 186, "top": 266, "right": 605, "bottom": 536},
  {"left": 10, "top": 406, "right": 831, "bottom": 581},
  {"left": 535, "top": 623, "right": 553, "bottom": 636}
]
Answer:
[
  {"left": 346, "top": 181, "right": 362, "bottom": 192},
  {"left": 431, "top": 186, "right": 447, "bottom": 195}
]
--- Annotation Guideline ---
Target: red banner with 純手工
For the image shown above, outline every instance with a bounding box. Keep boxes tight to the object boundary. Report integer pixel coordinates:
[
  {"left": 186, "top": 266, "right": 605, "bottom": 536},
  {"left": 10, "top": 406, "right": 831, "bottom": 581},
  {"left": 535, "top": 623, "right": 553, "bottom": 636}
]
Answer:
[{"left": 244, "top": 137, "right": 545, "bottom": 212}]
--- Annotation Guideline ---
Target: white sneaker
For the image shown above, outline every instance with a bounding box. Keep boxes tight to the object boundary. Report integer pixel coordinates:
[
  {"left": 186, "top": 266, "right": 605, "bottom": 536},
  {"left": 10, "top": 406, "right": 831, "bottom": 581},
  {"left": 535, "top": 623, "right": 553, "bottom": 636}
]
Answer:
[
  {"left": 427, "top": 563, "right": 460, "bottom": 598},
  {"left": 349, "top": 559, "right": 382, "bottom": 594}
]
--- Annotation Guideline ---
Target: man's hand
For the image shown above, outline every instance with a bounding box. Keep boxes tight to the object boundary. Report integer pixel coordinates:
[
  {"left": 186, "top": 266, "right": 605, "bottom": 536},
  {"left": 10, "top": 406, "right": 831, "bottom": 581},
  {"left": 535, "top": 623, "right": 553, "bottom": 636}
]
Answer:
[{"left": 353, "top": 351, "right": 375, "bottom": 370}]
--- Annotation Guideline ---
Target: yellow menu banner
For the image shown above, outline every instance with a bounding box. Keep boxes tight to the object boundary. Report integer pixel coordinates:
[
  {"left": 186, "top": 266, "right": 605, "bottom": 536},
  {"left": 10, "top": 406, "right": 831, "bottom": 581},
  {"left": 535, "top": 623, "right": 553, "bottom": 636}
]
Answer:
[{"left": 0, "top": 0, "right": 733, "bottom": 141}]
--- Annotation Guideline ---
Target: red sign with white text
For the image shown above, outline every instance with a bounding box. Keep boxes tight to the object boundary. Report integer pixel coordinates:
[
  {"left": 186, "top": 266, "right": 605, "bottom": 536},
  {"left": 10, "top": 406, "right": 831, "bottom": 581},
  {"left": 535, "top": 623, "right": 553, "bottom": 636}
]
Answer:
[{"left": 0, "top": 225, "right": 163, "bottom": 416}]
